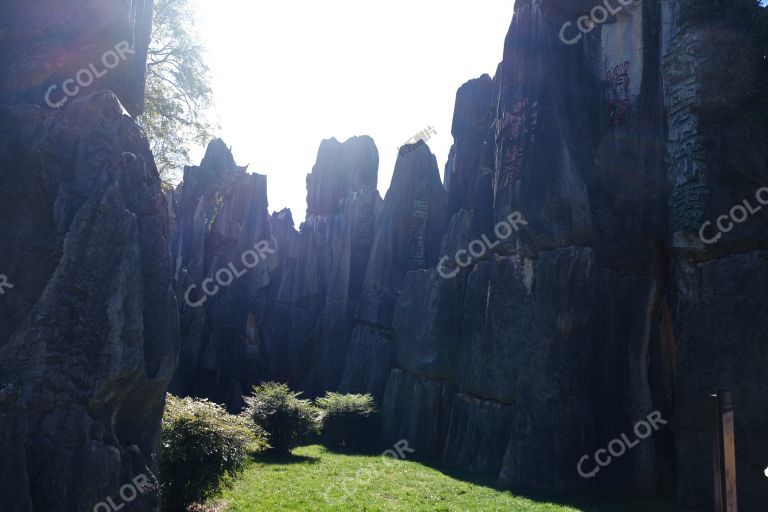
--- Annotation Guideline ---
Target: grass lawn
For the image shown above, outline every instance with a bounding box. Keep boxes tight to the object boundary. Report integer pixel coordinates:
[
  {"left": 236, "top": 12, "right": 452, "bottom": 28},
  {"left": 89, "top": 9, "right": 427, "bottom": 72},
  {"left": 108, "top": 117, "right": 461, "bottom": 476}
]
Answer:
[{"left": 209, "top": 445, "right": 674, "bottom": 512}]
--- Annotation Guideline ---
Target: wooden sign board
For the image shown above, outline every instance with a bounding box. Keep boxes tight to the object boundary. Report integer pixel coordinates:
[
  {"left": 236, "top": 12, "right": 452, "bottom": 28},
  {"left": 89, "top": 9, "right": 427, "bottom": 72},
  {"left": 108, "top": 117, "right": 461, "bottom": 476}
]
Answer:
[{"left": 711, "top": 389, "right": 738, "bottom": 512}]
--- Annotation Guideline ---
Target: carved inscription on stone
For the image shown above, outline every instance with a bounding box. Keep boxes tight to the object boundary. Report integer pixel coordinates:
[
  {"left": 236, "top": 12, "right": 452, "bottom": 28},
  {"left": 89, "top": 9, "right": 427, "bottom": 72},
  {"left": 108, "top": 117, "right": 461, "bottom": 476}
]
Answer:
[
  {"left": 497, "top": 98, "right": 539, "bottom": 189},
  {"left": 407, "top": 199, "right": 429, "bottom": 269},
  {"left": 663, "top": 30, "right": 710, "bottom": 232}
]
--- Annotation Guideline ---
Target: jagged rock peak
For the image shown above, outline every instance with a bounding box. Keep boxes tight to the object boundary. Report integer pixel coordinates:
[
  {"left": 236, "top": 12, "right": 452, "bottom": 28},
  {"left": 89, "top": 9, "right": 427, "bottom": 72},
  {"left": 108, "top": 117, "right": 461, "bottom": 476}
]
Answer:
[
  {"left": 306, "top": 135, "right": 379, "bottom": 216},
  {"left": 271, "top": 207, "right": 295, "bottom": 228},
  {"left": 199, "top": 138, "right": 248, "bottom": 175},
  {"left": 356, "top": 140, "right": 447, "bottom": 328},
  {"left": 447, "top": 73, "right": 496, "bottom": 217}
]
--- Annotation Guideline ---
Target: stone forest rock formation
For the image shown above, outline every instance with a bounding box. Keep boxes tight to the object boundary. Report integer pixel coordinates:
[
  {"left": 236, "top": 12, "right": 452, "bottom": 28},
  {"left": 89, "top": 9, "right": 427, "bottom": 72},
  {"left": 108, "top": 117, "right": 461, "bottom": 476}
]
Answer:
[
  {"left": 0, "top": 1, "right": 178, "bottom": 511},
  {"left": 169, "top": 1, "right": 768, "bottom": 510},
  {"left": 0, "top": 0, "right": 153, "bottom": 116},
  {"left": 1, "top": 0, "right": 766, "bottom": 511}
]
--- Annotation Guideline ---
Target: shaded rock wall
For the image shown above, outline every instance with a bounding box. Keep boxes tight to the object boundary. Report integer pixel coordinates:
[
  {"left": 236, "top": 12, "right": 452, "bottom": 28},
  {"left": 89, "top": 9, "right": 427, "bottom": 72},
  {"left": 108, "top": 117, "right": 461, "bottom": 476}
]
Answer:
[
  {"left": 0, "top": 92, "right": 178, "bottom": 511},
  {"left": 381, "top": 0, "right": 765, "bottom": 509},
  {"left": 0, "top": 3, "right": 176, "bottom": 511},
  {"left": 172, "top": 136, "right": 447, "bottom": 403},
  {"left": 0, "top": 0, "right": 153, "bottom": 116},
  {"left": 660, "top": 1, "right": 768, "bottom": 509},
  {"left": 168, "top": 139, "right": 276, "bottom": 409}
]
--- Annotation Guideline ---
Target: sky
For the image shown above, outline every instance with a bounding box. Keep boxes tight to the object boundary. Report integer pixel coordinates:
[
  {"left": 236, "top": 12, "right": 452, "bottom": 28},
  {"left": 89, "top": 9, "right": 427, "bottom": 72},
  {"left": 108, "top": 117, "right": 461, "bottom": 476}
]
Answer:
[{"left": 192, "top": 0, "right": 514, "bottom": 224}]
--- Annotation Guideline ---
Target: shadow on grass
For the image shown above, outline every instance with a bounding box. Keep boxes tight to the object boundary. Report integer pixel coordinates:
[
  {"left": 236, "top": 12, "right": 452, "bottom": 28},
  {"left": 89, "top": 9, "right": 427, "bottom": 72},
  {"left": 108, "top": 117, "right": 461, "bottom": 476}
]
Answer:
[
  {"left": 410, "top": 455, "right": 675, "bottom": 512},
  {"left": 252, "top": 449, "right": 320, "bottom": 465},
  {"left": 514, "top": 492, "right": 676, "bottom": 512}
]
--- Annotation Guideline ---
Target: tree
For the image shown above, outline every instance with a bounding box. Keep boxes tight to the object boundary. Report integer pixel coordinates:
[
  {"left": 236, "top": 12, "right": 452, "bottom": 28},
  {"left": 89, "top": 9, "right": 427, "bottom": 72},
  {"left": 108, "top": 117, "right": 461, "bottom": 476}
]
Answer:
[{"left": 139, "top": 0, "right": 217, "bottom": 182}]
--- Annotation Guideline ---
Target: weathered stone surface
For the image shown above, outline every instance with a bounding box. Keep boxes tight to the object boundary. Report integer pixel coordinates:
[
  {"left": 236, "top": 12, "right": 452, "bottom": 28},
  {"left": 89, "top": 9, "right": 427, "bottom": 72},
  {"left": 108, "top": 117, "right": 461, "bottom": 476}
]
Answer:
[
  {"left": 443, "top": 394, "right": 514, "bottom": 474},
  {"left": 261, "top": 209, "right": 307, "bottom": 387},
  {"left": 0, "top": 0, "right": 153, "bottom": 115},
  {"left": 661, "top": 14, "right": 768, "bottom": 253},
  {"left": 458, "top": 248, "right": 594, "bottom": 403},
  {"left": 493, "top": 1, "right": 594, "bottom": 256},
  {"left": 338, "top": 325, "right": 395, "bottom": 400},
  {"left": 303, "top": 187, "right": 381, "bottom": 396},
  {"left": 261, "top": 136, "right": 382, "bottom": 397},
  {"left": 392, "top": 268, "right": 465, "bottom": 380},
  {"left": 671, "top": 251, "right": 768, "bottom": 511},
  {"left": 380, "top": 369, "right": 456, "bottom": 458},
  {"left": 169, "top": 140, "right": 276, "bottom": 410},
  {"left": 357, "top": 142, "right": 447, "bottom": 328},
  {"left": 446, "top": 75, "right": 496, "bottom": 218},
  {"left": 306, "top": 136, "right": 379, "bottom": 215},
  {"left": 0, "top": 92, "right": 177, "bottom": 511}
]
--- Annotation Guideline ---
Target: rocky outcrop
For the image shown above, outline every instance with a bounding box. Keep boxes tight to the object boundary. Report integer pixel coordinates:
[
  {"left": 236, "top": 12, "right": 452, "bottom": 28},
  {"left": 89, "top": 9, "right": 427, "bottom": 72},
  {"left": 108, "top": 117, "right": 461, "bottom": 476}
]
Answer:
[
  {"left": 338, "top": 142, "right": 447, "bottom": 399},
  {"left": 377, "top": 0, "right": 767, "bottom": 509},
  {"left": 169, "top": 137, "right": 382, "bottom": 403},
  {"left": 0, "top": 3, "right": 176, "bottom": 510},
  {"left": 0, "top": 92, "right": 178, "bottom": 511},
  {"left": 660, "top": 2, "right": 768, "bottom": 508},
  {"left": 0, "top": 0, "right": 153, "bottom": 116},
  {"left": 168, "top": 139, "right": 276, "bottom": 409}
]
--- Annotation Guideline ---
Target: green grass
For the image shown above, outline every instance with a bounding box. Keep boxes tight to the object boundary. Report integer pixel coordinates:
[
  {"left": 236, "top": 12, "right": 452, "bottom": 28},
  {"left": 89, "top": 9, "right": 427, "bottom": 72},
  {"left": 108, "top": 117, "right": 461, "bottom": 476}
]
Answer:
[{"left": 210, "top": 445, "right": 674, "bottom": 512}]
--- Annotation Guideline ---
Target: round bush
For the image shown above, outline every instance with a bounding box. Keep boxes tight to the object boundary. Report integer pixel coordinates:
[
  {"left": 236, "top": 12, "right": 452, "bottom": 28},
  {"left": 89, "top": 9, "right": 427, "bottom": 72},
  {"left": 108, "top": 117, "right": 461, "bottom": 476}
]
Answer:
[
  {"left": 316, "top": 392, "right": 377, "bottom": 451},
  {"left": 242, "top": 382, "right": 318, "bottom": 453},
  {"left": 160, "top": 395, "right": 267, "bottom": 511}
]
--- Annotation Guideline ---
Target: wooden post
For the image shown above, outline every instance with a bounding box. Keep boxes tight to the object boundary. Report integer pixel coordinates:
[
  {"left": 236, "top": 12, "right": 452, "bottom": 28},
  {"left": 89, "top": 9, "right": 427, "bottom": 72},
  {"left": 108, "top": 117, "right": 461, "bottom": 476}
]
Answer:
[{"left": 711, "top": 389, "right": 737, "bottom": 512}]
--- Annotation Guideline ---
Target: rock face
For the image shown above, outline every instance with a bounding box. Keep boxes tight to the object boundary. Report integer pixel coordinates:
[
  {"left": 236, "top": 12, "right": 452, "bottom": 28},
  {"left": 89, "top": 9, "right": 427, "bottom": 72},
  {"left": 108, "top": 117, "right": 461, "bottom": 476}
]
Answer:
[
  {"left": 0, "top": 0, "right": 153, "bottom": 116},
  {"left": 0, "top": 3, "right": 176, "bottom": 511},
  {"left": 168, "top": 139, "right": 277, "bottom": 409},
  {"left": 163, "top": 0, "right": 766, "bottom": 510},
  {"left": 0, "top": 92, "right": 178, "bottom": 511},
  {"left": 379, "top": 1, "right": 767, "bottom": 510}
]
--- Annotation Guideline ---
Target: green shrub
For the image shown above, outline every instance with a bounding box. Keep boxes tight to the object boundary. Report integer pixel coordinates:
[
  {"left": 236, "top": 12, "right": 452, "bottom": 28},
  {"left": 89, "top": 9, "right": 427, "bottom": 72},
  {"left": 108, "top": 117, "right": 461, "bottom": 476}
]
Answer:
[
  {"left": 242, "top": 382, "right": 318, "bottom": 453},
  {"left": 160, "top": 395, "right": 267, "bottom": 512},
  {"left": 316, "top": 392, "right": 377, "bottom": 451}
]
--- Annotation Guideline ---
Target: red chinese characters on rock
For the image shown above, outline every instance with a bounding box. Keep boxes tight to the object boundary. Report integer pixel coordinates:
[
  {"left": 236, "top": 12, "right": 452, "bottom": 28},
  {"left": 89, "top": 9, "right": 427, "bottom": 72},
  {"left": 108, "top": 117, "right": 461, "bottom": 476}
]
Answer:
[{"left": 603, "top": 60, "right": 631, "bottom": 126}]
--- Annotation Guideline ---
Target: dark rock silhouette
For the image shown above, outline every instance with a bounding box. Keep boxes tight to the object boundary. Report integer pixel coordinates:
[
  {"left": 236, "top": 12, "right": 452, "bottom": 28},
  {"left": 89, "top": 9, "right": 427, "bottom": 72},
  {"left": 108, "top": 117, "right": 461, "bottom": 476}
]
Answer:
[
  {"left": 0, "top": 0, "right": 153, "bottom": 115},
  {"left": 0, "top": 92, "right": 177, "bottom": 511},
  {"left": 0, "top": 2, "right": 175, "bottom": 510},
  {"left": 168, "top": 139, "right": 276, "bottom": 409}
]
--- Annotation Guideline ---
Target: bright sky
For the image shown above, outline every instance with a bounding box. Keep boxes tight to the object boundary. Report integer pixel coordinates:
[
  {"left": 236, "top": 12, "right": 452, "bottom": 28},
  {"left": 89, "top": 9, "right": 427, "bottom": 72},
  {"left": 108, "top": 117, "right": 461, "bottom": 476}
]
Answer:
[{"left": 193, "top": 0, "right": 514, "bottom": 223}]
